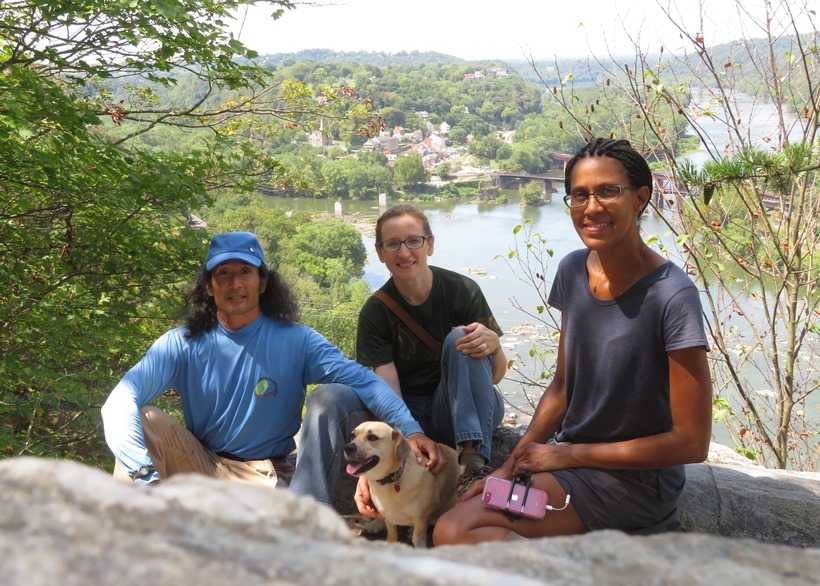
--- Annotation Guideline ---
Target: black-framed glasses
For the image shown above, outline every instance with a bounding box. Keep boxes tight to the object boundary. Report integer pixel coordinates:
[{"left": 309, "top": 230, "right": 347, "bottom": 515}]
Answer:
[
  {"left": 563, "top": 185, "right": 635, "bottom": 208},
  {"left": 378, "top": 235, "right": 429, "bottom": 253}
]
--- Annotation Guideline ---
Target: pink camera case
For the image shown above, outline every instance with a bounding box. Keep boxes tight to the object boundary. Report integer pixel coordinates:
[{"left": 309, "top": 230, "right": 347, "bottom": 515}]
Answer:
[{"left": 482, "top": 476, "right": 548, "bottom": 520}]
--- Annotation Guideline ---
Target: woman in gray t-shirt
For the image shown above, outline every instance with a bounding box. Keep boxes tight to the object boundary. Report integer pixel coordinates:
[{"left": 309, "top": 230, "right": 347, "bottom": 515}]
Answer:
[{"left": 434, "top": 138, "right": 712, "bottom": 544}]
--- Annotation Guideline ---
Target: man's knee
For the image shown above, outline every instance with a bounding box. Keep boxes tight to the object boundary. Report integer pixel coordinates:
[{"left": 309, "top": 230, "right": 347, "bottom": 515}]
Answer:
[
  {"left": 140, "top": 406, "right": 180, "bottom": 436},
  {"left": 141, "top": 405, "right": 168, "bottom": 423}
]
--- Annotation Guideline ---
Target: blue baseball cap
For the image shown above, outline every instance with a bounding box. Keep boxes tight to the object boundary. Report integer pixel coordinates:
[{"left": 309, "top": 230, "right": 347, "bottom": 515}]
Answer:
[{"left": 206, "top": 232, "right": 266, "bottom": 270}]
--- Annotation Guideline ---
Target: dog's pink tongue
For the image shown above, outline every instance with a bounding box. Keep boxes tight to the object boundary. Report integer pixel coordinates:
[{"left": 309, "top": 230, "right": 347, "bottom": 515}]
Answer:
[{"left": 346, "top": 463, "right": 361, "bottom": 475}]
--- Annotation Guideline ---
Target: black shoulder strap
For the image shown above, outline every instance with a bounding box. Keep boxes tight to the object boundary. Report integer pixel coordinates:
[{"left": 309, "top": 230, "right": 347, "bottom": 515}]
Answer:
[{"left": 372, "top": 290, "right": 442, "bottom": 357}]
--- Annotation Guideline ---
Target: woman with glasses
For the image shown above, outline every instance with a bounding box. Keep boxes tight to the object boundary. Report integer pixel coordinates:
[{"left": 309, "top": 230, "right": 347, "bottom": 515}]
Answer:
[
  {"left": 433, "top": 138, "right": 712, "bottom": 544},
  {"left": 355, "top": 204, "right": 508, "bottom": 518}
]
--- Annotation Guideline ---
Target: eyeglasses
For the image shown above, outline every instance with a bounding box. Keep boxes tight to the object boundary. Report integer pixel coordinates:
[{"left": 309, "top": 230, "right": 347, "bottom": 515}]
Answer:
[
  {"left": 378, "top": 235, "right": 429, "bottom": 253},
  {"left": 563, "top": 185, "right": 635, "bottom": 208}
]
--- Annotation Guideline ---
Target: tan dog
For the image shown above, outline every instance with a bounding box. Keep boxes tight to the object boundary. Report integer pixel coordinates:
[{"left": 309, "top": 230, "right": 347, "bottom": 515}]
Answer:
[{"left": 344, "top": 421, "right": 459, "bottom": 548}]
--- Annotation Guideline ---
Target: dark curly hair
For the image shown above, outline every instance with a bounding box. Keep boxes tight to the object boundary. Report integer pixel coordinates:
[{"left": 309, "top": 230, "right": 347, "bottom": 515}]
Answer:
[
  {"left": 564, "top": 138, "right": 653, "bottom": 214},
  {"left": 180, "top": 263, "right": 300, "bottom": 339}
]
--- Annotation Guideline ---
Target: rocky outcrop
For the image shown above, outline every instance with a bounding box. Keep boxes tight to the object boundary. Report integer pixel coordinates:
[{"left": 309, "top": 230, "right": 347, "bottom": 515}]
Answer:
[{"left": 1, "top": 457, "right": 819, "bottom": 586}]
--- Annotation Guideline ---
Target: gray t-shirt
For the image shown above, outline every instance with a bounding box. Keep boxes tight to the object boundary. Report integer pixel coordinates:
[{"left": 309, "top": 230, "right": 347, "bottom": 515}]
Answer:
[{"left": 548, "top": 249, "right": 708, "bottom": 499}]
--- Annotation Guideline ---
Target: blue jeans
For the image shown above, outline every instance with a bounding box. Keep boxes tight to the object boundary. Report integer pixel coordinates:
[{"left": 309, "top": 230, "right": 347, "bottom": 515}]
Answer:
[
  {"left": 407, "top": 327, "right": 504, "bottom": 462},
  {"left": 289, "top": 383, "right": 372, "bottom": 505}
]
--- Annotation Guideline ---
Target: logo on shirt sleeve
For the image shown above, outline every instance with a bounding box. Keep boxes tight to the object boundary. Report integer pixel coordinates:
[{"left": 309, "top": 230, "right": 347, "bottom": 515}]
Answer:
[{"left": 254, "top": 377, "right": 278, "bottom": 397}]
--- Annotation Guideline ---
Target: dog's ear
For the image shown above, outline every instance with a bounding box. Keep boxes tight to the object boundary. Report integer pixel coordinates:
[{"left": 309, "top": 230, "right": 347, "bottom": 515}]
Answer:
[{"left": 393, "top": 429, "right": 411, "bottom": 462}]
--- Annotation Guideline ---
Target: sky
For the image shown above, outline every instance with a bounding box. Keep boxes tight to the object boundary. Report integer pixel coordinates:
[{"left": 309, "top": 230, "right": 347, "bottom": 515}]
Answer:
[{"left": 229, "top": 0, "right": 819, "bottom": 61}]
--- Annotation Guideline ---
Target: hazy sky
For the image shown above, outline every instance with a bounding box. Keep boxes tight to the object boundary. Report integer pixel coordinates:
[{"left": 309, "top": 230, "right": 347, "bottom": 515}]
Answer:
[{"left": 229, "top": 0, "right": 818, "bottom": 61}]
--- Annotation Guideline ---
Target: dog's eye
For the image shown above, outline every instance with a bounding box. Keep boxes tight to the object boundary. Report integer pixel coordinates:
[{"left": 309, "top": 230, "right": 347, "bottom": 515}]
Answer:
[{"left": 367, "top": 434, "right": 380, "bottom": 442}]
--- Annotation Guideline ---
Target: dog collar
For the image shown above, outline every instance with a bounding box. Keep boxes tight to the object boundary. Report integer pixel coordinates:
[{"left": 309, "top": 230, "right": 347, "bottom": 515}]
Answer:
[{"left": 376, "top": 460, "right": 406, "bottom": 488}]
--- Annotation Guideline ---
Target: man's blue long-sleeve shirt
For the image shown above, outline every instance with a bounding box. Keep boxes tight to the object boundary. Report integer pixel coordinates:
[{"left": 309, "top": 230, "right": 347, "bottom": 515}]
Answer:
[{"left": 101, "top": 315, "right": 423, "bottom": 479}]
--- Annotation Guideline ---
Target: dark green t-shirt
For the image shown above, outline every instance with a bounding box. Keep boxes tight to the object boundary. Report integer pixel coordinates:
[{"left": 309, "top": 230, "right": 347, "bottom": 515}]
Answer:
[{"left": 356, "top": 266, "right": 502, "bottom": 397}]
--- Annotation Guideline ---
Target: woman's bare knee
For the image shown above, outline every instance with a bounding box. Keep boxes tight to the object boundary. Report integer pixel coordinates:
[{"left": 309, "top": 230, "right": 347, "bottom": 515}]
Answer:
[{"left": 432, "top": 513, "right": 461, "bottom": 546}]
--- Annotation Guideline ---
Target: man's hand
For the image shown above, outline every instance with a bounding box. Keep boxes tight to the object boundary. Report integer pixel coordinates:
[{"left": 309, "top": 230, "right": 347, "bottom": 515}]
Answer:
[
  {"left": 354, "top": 476, "right": 383, "bottom": 519},
  {"left": 407, "top": 432, "right": 448, "bottom": 473}
]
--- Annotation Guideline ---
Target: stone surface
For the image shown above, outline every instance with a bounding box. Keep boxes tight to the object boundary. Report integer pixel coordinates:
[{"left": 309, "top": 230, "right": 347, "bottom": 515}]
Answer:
[
  {"left": 680, "top": 460, "right": 820, "bottom": 547},
  {"left": 2, "top": 457, "right": 819, "bottom": 586}
]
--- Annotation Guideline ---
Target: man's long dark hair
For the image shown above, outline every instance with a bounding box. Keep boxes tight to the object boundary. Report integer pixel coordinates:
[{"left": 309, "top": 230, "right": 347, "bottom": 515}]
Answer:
[{"left": 180, "top": 264, "right": 300, "bottom": 339}]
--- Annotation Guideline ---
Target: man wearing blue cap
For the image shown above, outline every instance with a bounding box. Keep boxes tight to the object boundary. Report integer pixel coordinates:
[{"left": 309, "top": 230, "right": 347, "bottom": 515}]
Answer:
[{"left": 101, "top": 231, "right": 444, "bottom": 506}]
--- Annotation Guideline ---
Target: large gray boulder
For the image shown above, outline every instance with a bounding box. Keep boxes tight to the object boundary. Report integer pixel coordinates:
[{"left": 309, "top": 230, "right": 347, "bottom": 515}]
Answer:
[
  {"left": 1, "top": 457, "right": 819, "bottom": 586},
  {"left": 681, "top": 456, "right": 820, "bottom": 547}
]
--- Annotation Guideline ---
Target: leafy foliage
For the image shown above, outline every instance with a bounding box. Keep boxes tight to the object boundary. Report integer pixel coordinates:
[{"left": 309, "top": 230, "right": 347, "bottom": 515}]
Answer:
[
  {"left": 1, "top": 55, "right": 206, "bottom": 463},
  {"left": 518, "top": 181, "right": 545, "bottom": 208},
  {"left": 393, "top": 153, "right": 429, "bottom": 192},
  {"left": 283, "top": 219, "right": 367, "bottom": 288}
]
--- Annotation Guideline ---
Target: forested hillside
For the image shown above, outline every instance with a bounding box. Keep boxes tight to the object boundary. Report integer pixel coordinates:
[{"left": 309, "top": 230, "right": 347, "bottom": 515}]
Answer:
[
  {"left": 104, "top": 50, "right": 695, "bottom": 204},
  {"left": 108, "top": 40, "right": 780, "bottom": 206}
]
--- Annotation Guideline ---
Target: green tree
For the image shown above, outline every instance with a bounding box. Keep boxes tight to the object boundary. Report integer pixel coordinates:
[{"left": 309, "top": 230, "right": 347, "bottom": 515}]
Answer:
[
  {"left": 510, "top": 139, "right": 553, "bottom": 174},
  {"left": 393, "top": 152, "right": 429, "bottom": 192},
  {"left": 347, "top": 162, "right": 392, "bottom": 200},
  {"left": 449, "top": 126, "right": 469, "bottom": 144},
  {"left": 518, "top": 181, "right": 544, "bottom": 207},
  {"left": 435, "top": 162, "right": 452, "bottom": 180},
  {"left": 380, "top": 106, "right": 407, "bottom": 128},
  {"left": 496, "top": 142, "right": 513, "bottom": 161},
  {"left": 320, "top": 156, "right": 391, "bottom": 200},
  {"left": 283, "top": 220, "right": 367, "bottom": 288},
  {"left": 1, "top": 56, "right": 206, "bottom": 464},
  {"left": 298, "top": 278, "right": 370, "bottom": 359},
  {"left": 469, "top": 135, "right": 504, "bottom": 161}
]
